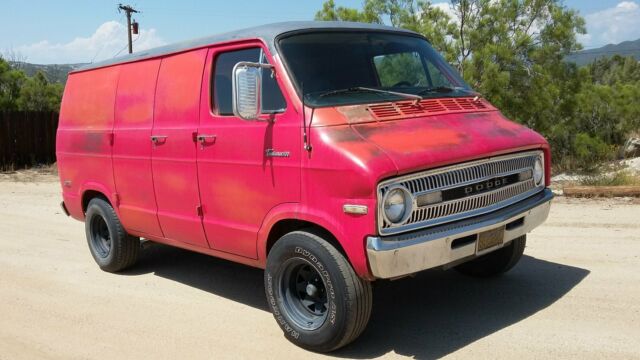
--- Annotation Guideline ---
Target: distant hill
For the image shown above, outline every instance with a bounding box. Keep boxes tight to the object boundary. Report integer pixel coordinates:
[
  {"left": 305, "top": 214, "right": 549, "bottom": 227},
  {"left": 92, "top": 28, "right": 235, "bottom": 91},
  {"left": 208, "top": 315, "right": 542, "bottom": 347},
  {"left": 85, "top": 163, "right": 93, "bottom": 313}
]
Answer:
[
  {"left": 9, "top": 62, "right": 86, "bottom": 84},
  {"left": 567, "top": 39, "right": 640, "bottom": 66}
]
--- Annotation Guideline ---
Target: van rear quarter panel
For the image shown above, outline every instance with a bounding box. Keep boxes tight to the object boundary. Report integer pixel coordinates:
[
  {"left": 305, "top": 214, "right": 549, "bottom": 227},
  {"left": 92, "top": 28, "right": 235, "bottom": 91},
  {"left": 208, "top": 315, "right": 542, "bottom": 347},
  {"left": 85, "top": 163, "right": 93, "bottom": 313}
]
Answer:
[{"left": 57, "top": 66, "right": 121, "bottom": 220}]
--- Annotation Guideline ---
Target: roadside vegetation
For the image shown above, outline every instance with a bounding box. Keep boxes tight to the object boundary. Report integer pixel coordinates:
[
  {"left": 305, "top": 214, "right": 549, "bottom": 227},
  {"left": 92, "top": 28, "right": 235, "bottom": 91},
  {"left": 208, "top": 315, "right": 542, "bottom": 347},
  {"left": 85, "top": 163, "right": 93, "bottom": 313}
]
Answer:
[
  {"left": 0, "top": 57, "right": 62, "bottom": 112},
  {"left": 316, "top": 0, "right": 640, "bottom": 173},
  {"left": 579, "top": 171, "right": 640, "bottom": 187}
]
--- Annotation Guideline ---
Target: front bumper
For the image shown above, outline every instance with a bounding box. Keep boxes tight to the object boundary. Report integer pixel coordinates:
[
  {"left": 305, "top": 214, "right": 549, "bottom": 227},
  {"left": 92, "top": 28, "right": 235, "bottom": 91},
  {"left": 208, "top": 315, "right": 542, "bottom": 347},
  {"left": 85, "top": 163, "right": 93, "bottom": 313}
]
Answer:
[{"left": 366, "top": 188, "right": 553, "bottom": 279}]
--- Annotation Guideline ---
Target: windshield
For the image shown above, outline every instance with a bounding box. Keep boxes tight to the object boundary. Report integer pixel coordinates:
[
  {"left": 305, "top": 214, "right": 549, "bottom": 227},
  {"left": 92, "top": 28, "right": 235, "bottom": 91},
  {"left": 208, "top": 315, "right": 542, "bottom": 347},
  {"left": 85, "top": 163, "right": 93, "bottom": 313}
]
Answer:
[{"left": 278, "top": 31, "right": 473, "bottom": 107}]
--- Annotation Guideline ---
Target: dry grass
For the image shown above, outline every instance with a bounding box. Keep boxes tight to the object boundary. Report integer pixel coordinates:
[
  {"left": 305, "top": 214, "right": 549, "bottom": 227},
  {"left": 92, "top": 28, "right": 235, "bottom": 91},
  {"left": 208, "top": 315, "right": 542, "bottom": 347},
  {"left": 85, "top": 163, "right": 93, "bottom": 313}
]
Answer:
[
  {"left": 579, "top": 171, "right": 640, "bottom": 186},
  {"left": 0, "top": 163, "right": 58, "bottom": 183}
]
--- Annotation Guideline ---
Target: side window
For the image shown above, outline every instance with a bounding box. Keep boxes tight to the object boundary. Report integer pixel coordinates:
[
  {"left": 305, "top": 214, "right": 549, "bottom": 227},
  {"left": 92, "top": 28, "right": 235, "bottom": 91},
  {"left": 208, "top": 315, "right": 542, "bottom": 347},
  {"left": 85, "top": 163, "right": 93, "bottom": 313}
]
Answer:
[
  {"left": 259, "top": 52, "right": 287, "bottom": 114},
  {"left": 212, "top": 47, "right": 286, "bottom": 116},
  {"left": 373, "top": 52, "right": 427, "bottom": 87}
]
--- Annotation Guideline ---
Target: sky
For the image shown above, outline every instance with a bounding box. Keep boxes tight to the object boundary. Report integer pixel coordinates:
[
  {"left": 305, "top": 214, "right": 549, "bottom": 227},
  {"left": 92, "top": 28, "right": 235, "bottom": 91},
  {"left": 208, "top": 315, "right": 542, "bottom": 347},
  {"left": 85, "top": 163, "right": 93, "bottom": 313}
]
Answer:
[{"left": 1, "top": 0, "right": 639, "bottom": 64}]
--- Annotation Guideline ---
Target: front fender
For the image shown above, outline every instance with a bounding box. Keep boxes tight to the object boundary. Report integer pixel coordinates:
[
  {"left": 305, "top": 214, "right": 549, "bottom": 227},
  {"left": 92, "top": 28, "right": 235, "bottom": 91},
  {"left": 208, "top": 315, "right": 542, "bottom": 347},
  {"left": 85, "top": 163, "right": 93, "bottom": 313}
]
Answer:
[{"left": 257, "top": 201, "right": 376, "bottom": 280}]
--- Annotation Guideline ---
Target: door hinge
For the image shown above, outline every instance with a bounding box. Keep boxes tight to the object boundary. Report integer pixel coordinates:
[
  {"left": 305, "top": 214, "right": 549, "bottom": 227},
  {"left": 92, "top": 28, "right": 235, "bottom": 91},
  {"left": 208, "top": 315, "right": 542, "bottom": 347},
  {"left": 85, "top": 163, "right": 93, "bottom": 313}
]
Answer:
[
  {"left": 108, "top": 133, "right": 115, "bottom": 146},
  {"left": 113, "top": 193, "right": 120, "bottom": 207},
  {"left": 196, "top": 205, "right": 203, "bottom": 217}
]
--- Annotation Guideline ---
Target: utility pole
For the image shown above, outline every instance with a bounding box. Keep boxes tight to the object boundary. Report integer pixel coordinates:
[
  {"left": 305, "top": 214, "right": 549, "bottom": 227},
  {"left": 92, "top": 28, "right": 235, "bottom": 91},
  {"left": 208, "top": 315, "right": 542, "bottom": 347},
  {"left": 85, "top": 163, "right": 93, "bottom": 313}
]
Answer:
[{"left": 118, "top": 4, "right": 140, "bottom": 54}]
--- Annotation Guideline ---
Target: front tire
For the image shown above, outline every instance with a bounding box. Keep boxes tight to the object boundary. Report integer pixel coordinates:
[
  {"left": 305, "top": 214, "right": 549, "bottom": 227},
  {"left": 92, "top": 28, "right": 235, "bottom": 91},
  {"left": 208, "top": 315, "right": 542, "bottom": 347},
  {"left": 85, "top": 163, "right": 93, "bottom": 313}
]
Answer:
[
  {"left": 455, "top": 235, "right": 526, "bottom": 277},
  {"left": 265, "top": 231, "right": 372, "bottom": 352},
  {"left": 85, "top": 198, "right": 139, "bottom": 272}
]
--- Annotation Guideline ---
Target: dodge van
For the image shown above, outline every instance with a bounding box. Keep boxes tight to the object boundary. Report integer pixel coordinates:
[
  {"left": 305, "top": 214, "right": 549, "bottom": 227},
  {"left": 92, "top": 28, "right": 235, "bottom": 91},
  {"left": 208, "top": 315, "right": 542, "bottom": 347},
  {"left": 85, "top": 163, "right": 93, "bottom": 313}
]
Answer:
[{"left": 57, "top": 21, "right": 553, "bottom": 352}]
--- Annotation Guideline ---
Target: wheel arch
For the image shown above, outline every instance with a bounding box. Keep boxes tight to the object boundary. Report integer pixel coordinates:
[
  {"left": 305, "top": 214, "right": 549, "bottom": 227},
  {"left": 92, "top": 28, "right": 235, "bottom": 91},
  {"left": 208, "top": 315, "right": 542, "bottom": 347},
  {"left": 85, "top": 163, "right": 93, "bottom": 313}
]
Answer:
[
  {"left": 257, "top": 204, "right": 373, "bottom": 279},
  {"left": 82, "top": 190, "right": 110, "bottom": 213},
  {"left": 79, "top": 182, "right": 116, "bottom": 215},
  {"left": 265, "top": 219, "right": 348, "bottom": 260}
]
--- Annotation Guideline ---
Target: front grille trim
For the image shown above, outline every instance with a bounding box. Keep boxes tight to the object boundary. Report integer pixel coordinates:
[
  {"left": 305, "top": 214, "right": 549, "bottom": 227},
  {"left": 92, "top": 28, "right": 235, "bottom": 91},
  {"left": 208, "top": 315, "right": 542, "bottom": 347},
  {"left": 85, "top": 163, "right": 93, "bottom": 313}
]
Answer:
[{"left": 378, "top": 151, "right": 544, "bottom": 235}]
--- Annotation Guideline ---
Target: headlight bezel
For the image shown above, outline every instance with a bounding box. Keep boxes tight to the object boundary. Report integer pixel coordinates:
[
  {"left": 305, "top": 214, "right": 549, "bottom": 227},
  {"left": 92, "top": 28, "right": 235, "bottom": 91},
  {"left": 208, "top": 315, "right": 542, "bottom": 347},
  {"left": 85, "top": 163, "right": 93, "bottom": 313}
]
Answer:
[
  {"left": 533, "top": 156, "right": 544, "bottom": 186},
  {"left": 381, "top": 185, "right": 414, "bottom": 225}
]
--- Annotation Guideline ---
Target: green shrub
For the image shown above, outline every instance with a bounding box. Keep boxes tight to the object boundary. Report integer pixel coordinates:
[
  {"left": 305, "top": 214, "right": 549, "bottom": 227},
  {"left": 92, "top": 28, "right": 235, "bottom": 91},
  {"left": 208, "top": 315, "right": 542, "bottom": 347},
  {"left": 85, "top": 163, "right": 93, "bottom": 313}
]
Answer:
[{"left": 572, "top": 133, "right": 613, "bottom": 172}]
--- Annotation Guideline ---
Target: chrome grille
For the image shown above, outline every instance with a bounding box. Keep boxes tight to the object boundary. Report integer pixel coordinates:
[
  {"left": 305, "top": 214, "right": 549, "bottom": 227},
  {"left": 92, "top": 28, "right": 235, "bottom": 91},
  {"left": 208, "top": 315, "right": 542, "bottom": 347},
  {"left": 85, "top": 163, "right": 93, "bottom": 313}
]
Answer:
[{"left": 378, "top": 151, "right": 544, "bottom": 235}]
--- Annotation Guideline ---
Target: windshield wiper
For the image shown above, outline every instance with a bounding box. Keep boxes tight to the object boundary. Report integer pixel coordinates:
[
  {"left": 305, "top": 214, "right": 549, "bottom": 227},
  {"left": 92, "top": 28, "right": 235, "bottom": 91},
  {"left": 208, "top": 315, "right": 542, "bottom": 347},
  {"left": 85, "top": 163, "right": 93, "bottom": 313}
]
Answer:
[
  {"left": 419, "top": 86, "right": 481, "bottom": 96},
  {"left": 317, "top": 86, "right": 422, "bottom": 101},
  {"left": 418, "top": 86, "right": 458, "bottom": 94}
]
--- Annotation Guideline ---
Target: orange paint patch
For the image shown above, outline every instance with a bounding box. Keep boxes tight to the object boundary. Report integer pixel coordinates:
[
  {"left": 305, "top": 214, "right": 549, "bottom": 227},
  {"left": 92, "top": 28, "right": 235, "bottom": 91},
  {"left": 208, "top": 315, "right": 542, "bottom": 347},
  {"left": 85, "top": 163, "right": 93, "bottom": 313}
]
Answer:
[{"left": 355, "top": 121, "right": 467, "bottom": 154}]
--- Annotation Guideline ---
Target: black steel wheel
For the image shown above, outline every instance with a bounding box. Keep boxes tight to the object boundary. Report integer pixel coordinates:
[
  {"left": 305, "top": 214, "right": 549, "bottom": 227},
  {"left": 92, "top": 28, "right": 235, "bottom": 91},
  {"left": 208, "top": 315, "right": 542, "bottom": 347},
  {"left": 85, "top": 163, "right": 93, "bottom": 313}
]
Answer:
[
  {"left": 265, "top": 230, "right": 372, "bottom": 352},
  {"left": 278, "top": 259, "right": 329, "bottom": 331},
  {"left": 89, "top": 214, "right": 111, "bottom": 258},
  {"left": 85, "top": 197, "right": 139, "bottom": 272}
]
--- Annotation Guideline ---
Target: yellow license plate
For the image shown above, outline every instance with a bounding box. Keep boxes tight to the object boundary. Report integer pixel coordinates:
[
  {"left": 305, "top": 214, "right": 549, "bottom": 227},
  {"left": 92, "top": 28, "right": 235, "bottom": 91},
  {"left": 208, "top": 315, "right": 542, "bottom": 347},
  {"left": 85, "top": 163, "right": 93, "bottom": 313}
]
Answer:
[{"left": 477, "top": 226, "right": 505, "bottom": 252}]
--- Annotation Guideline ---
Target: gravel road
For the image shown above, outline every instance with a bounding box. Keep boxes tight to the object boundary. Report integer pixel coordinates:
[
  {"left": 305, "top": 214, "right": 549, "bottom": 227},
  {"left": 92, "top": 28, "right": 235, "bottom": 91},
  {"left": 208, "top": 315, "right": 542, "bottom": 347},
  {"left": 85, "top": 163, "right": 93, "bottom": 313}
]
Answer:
[{"left": 1, "top": 175, "right": 638, "bottom": 359}]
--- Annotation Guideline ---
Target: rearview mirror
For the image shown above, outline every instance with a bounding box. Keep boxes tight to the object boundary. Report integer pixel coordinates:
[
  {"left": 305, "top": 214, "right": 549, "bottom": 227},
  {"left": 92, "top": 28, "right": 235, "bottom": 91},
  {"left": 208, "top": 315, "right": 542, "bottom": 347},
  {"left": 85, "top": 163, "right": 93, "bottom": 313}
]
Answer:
[{"left": 232, "top": 62, "right": 273, "bottom": 121}]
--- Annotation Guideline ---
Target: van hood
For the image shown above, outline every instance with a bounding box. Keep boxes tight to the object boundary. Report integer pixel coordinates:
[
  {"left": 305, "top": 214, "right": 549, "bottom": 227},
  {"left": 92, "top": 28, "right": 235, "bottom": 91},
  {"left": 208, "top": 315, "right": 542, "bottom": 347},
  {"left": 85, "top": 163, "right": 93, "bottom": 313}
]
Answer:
[
  {"left": 351, "top": 111, "right": 548, "bottom": 175},
  {"left": 312, "top": 102, "right": 549, "bottom": 177}
]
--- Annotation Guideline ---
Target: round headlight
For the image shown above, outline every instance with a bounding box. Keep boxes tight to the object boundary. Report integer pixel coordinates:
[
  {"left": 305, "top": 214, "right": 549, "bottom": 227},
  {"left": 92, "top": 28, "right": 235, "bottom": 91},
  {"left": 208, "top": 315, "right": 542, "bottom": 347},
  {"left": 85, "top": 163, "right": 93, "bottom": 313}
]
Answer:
[
  {"left": 533, "top": 157, "right": 544, "bottom": 185},
  {"left": 383, "top": 186, "right": 412, "bottom": 224}
]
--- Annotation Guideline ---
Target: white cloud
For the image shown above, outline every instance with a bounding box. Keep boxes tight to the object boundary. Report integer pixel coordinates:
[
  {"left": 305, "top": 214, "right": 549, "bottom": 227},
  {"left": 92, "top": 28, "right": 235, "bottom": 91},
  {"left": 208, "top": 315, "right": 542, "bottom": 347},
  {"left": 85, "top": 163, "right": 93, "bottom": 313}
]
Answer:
[
  {"left": 10, "top": 21, "right": 166, "bottom": 64},
  {"left": 578, "top": 1, "right": 640, "bottom": 48},
  {"left": 432, "top": 1, "right": 456, "bottom": 19}
]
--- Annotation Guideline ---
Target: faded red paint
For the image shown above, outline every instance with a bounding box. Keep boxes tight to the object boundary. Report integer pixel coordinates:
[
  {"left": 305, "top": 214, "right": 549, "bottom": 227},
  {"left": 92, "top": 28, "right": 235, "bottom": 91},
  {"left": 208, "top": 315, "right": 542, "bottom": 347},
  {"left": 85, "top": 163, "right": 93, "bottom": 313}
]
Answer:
[
  {"left": 57, "top": 35, "right": 551, "bottom": 280},
  {"left": 113, "top": 59, "right": 163, "bottom": 238}
]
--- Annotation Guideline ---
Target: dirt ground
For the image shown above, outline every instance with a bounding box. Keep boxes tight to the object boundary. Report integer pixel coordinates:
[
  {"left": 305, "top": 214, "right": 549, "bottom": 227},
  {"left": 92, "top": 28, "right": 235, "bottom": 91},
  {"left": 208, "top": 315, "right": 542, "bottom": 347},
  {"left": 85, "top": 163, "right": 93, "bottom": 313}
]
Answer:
[{"left": 0, "top": 174, "right": 639, "bottom": 360}]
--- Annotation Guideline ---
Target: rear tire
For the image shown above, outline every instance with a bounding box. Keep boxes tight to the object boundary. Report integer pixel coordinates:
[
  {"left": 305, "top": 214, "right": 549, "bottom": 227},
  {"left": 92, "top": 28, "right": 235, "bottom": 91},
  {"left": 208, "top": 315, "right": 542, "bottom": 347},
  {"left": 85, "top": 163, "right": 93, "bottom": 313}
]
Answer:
[
  {"left": 455, "top": 235, "right": 526, "bottom": 277},
  {"left": 265, "top": 230, "right": 372, "bottom": 352},
  {"left": 85, "top": 198, "right": 139, "bottom": 272}
]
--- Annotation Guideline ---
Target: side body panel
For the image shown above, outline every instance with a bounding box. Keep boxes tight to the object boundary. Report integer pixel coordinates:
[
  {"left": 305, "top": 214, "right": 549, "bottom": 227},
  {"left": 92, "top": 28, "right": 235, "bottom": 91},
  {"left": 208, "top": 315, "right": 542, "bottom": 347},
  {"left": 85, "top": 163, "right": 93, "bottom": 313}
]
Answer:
[
  {"left": 197, "top": 42, "right": 301, "bottom": 259},
  {"left": 112, "top": 59, "right": 164, "bottom": 237},
  {"left": 57, "top": 66, "right": 121, "bottom": 220},
  {"left": 151, "top": 49, "right": 209, "bottom": 248}
]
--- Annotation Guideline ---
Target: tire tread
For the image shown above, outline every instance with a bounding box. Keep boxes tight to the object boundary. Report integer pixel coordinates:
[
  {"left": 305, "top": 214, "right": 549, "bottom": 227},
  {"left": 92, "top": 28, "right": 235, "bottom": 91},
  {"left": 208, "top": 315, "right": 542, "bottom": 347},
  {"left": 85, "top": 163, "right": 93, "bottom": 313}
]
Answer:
[
  {"left": 266, "top": 230, "right": 372, "bottom": 352},
  {"left": 86, "top": 198, "right": 139, "bottom": 272}
]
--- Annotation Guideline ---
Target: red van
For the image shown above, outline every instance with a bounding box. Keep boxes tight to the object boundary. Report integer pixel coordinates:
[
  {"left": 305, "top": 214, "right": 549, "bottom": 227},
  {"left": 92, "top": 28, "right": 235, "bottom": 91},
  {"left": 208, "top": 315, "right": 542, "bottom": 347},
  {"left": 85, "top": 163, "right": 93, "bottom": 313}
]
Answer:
[{"left": 57, "top": 21, "right": 553, "bottom": 351}]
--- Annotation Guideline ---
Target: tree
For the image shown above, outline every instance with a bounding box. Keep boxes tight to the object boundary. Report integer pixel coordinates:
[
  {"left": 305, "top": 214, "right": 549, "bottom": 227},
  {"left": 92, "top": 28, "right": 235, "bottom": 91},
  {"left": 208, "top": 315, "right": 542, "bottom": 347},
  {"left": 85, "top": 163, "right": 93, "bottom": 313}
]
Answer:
[
  {"left": 314, "top": 0, "right": 624, "bottom": 171},
  {"left": 16, "top": 71, "right": 63, "bottom": 111},
  {"left": 315, "top": 0, "right": 383, "bottom": 23},
  {"left": 0, "top": 57, "right": 26, "bottom": 110}
]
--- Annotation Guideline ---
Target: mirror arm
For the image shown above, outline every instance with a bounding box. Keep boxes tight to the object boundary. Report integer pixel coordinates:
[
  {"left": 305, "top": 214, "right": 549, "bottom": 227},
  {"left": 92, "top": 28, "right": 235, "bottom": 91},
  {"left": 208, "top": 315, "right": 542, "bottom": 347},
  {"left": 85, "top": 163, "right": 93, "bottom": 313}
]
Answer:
[{"left": 235, "top": 62, "right": 274, "bottom": 70}]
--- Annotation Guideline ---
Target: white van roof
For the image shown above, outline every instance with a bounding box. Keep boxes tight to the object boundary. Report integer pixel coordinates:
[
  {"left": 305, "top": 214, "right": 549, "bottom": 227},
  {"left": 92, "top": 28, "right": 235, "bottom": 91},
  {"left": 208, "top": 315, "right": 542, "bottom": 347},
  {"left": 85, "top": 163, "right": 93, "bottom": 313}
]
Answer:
[{"left": 76, "top": 21, "right": 419, "bottom": 72}]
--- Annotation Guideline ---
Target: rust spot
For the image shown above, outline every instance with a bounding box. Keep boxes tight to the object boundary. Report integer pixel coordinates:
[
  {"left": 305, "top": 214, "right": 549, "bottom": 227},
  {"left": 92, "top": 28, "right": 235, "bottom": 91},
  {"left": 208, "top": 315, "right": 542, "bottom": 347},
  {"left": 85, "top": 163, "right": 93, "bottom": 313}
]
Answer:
[
  {"left": 463, "top": 112, "right": 491, "bottom": 119},
  {"left": 354, "top": 120, "right": 469, "bottom": 154},
  {"left": 80, "top": 131, "right": 109, "bottom": 153},
  {"left": 336, "top": 105, "right": 374, "bottom": 124},
  {"left": 317, "top": 126, "right": 384, "bottom": 161}
]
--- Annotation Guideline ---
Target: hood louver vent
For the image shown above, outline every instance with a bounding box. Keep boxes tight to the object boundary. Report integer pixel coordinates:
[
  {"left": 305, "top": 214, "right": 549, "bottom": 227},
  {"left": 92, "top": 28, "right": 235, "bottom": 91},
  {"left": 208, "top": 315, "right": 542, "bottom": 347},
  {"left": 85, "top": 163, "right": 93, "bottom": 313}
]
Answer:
[{"left": 368, "top": 97, "right": 493, "bottom": 120}]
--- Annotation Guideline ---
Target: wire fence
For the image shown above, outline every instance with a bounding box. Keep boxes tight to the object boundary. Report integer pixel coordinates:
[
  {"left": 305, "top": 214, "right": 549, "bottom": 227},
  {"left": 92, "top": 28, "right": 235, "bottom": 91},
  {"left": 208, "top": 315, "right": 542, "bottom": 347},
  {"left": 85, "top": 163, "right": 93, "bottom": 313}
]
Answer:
[{"left": 0, "top": 111, "right": 59, "bottom": 170}]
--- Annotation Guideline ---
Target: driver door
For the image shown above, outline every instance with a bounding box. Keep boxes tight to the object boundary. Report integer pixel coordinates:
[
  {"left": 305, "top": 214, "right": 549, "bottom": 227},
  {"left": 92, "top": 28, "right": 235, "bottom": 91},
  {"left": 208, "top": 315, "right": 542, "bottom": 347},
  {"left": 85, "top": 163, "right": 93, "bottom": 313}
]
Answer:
[{"left": 196, "top": 44, "right": 301, "bottom": 259}]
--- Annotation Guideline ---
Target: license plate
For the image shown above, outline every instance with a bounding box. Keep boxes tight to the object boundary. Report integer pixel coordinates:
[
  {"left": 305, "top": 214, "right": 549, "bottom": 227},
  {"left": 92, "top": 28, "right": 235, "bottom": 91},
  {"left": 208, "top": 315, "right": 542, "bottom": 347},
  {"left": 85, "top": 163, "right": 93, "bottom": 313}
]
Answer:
[{"left": 477, "top": 226, "right": 505, "bottom": 252}]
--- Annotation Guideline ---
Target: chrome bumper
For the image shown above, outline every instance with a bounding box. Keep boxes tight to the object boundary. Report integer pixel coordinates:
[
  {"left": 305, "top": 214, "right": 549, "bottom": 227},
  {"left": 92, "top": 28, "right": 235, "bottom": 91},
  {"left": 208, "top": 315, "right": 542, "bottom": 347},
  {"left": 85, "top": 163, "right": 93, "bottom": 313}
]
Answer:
[{"left": 366, "top": 188, "right": 553, "bottom": 279}]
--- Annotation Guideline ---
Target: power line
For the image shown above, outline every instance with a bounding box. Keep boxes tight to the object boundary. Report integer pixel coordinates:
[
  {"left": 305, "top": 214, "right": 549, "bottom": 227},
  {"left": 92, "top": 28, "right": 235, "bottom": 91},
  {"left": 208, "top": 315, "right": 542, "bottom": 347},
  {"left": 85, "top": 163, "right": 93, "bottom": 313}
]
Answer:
[
  {"left": 90, "top": 12, "right": 125, "bottom": 63},
  {"left": 113, "top": 33, "right": 140, "bottom": 58}
]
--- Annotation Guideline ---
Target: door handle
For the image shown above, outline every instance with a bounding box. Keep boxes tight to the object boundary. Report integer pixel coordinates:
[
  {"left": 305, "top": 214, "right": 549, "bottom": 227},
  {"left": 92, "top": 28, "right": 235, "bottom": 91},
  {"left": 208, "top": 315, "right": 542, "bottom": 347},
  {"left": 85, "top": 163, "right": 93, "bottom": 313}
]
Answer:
[
  {"left": 196, "top": 134, "right": 216, "bottom": 149},
  {"left": 150, "top": 135, "right": 168, "bottom": 143}
]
